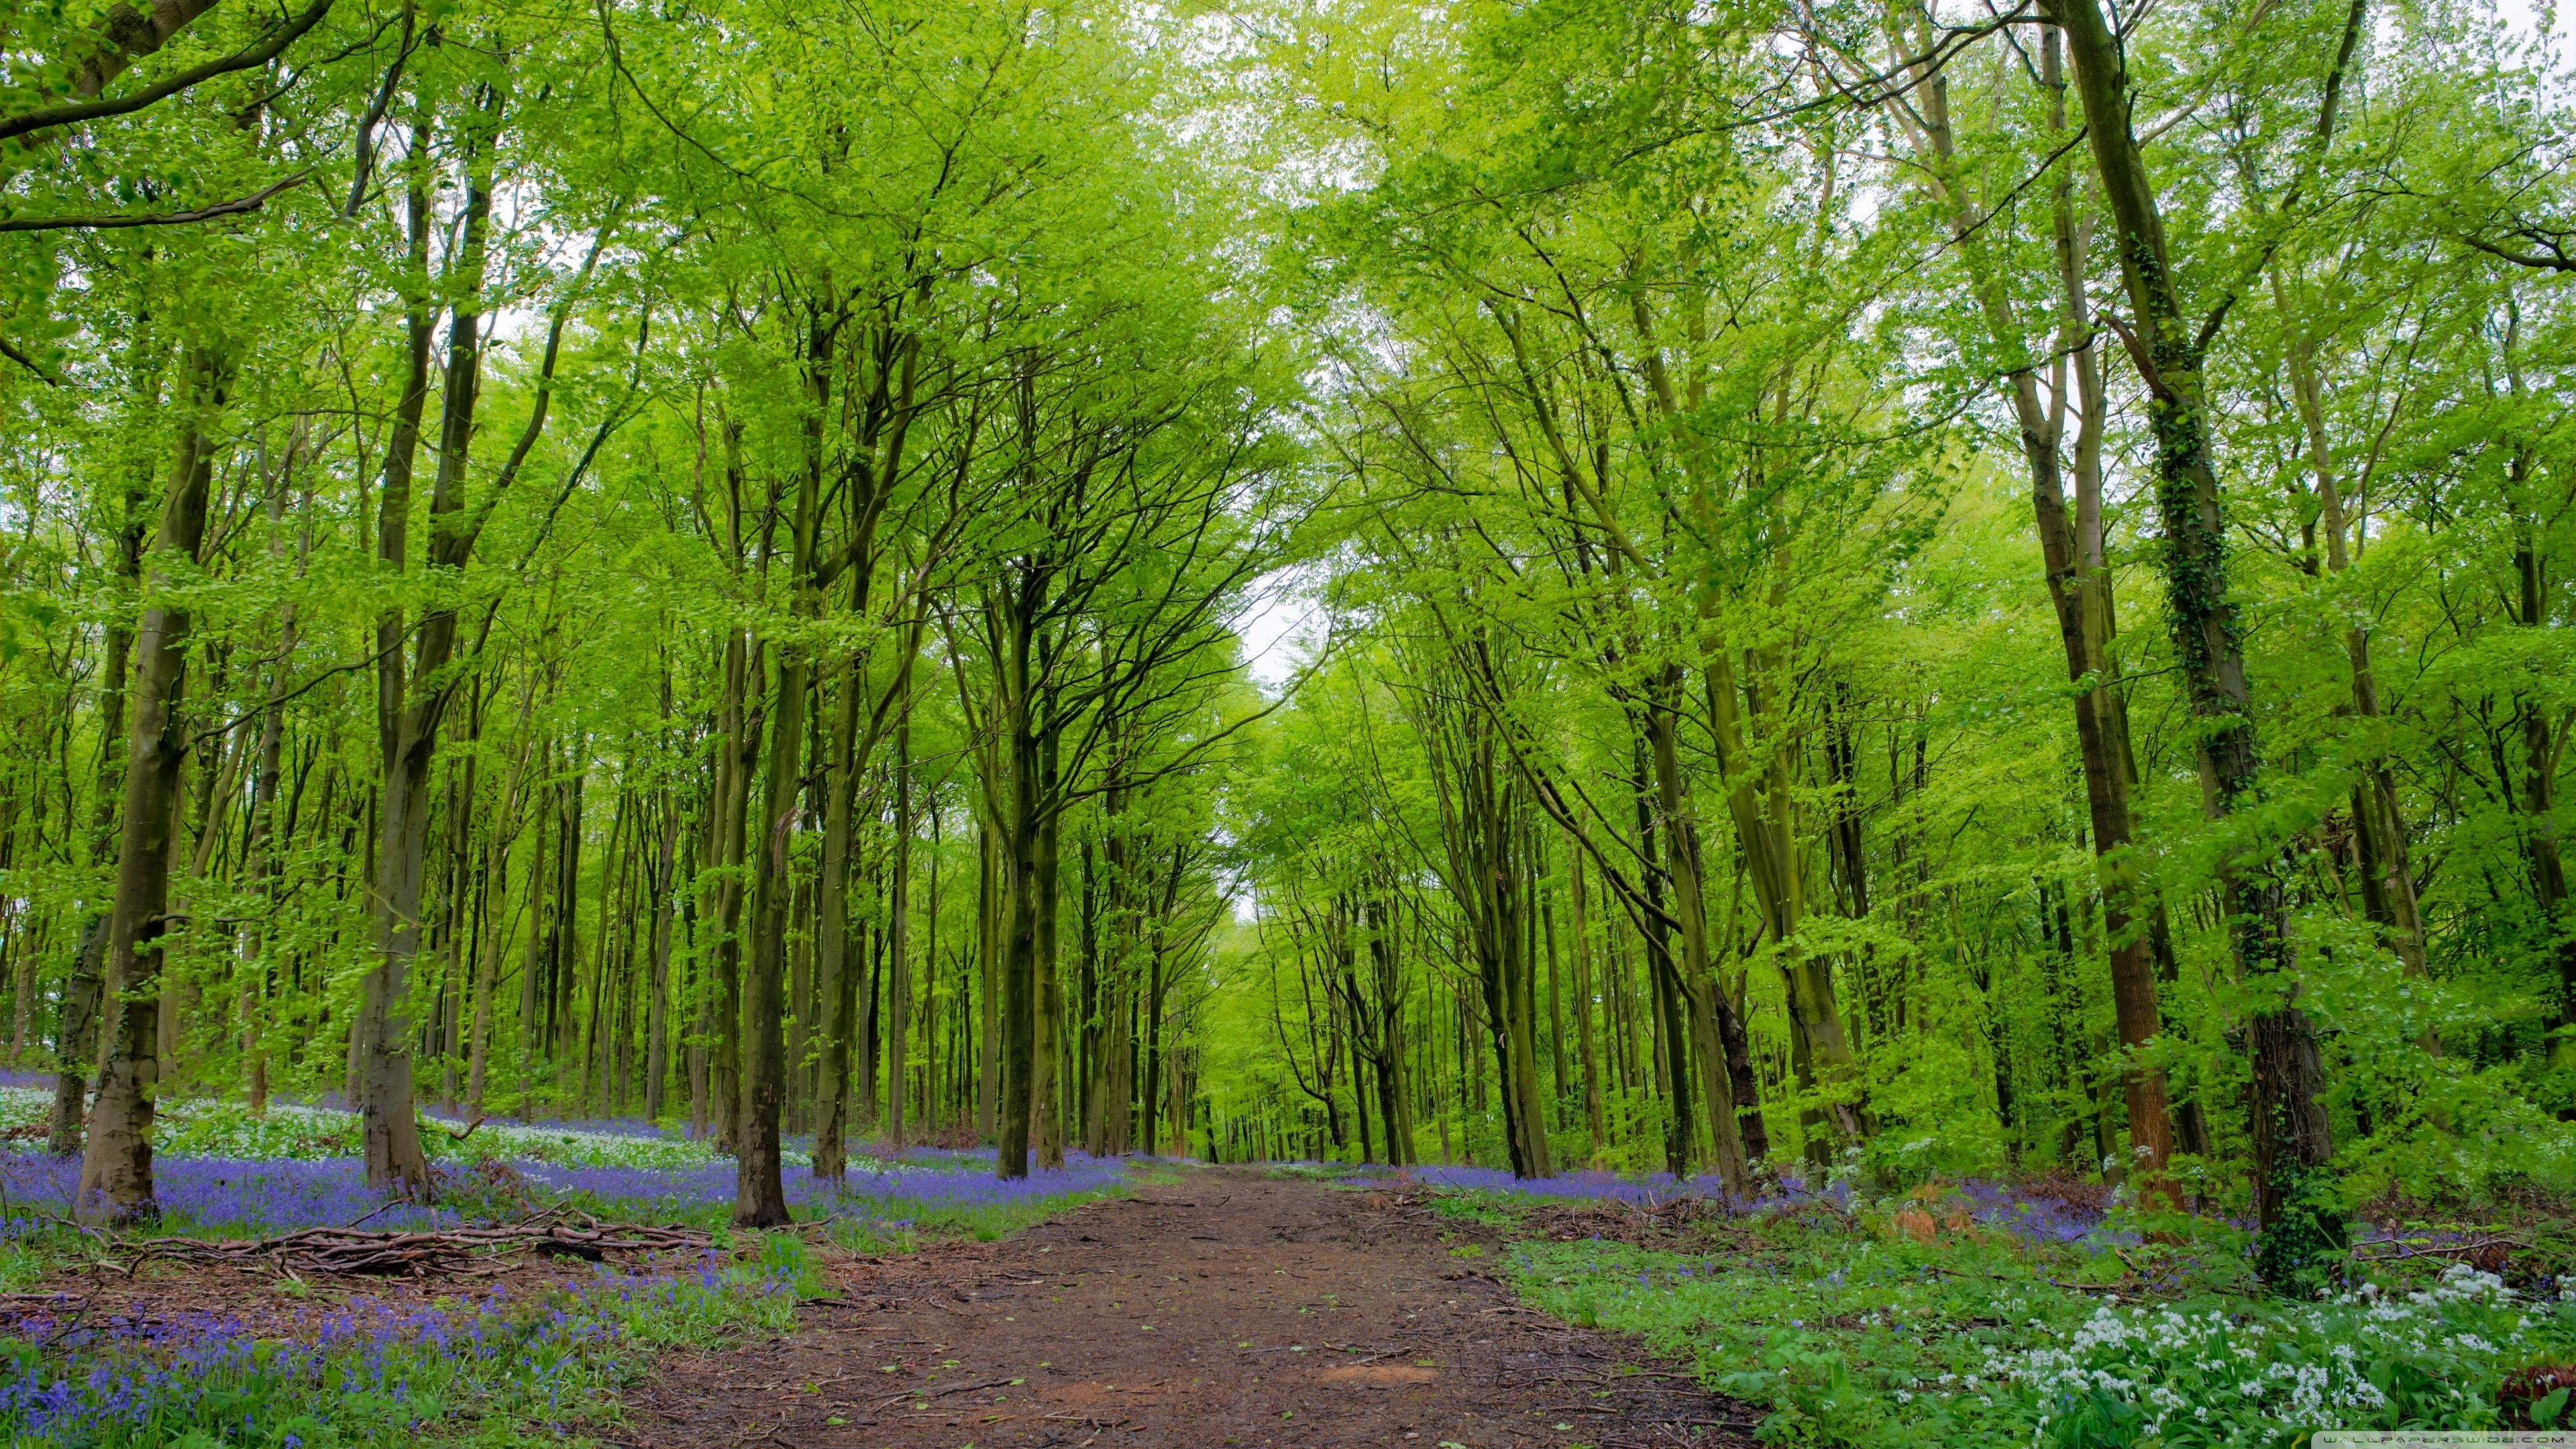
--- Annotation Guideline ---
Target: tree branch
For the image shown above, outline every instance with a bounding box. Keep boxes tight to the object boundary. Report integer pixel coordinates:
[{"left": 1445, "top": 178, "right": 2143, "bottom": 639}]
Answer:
[
  {"left": 0, "top": 0, "right": 337, "bottom": 144},
  {"left": 2461, "top": 228, "right": 2576, "bottom": 274},
  {"left": 0, "top": 172, "right": 307, "bottom": 233},
  {"left": 0, "top": 337, "right": 66, "bottom": 386}
]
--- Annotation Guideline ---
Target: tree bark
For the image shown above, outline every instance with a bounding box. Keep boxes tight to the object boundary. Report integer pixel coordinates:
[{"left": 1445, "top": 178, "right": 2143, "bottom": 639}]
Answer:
[
  {"left": 735, "top": 303, "right": 834, "bottom": 1228},
  {"left": 997, "top": 603, "right": 1041, "bottom": 1177},
  {"left": 1033, "top": 721, "right": 1067, "bottom": 1169},
  {"left": 978, "top": 812, "right": 1000, "bottom": 1141},
  {"left": 1887, "top": 15, "right": 2178, "bottom": 1198},
  {"left": 354, "top": 99, "right": 478, "bottom": 1195},
  {"left": 76, "top": 344, "right": 226, "bottom": 1224},
  {"left": 2512, "top": 462, "right": 2576, "bottom": 1048},
  {"left": 812, "top": 657, "right": 863, "bottom": 1180},
  {"left": 734, "top": 632, "right": 799, "bottom": 1226},
  {"left": 2045, "top": 0, "right": 2337, "bottom": 1269},
  {"left": 54, "top": 276, "right": 167, "bottom": 1157},
  {"left": 645, "top": 782, "right": 679, "bottom": 1121},
  {"left": 888, "top": 703, "right": 914, "bottom": 1147},
  {"left": 1644, "top": 684, "right": 1750, "bottom": 1191},
  {"left": 1566, "top": 846, "right": 1607, "bottom": 1163}
]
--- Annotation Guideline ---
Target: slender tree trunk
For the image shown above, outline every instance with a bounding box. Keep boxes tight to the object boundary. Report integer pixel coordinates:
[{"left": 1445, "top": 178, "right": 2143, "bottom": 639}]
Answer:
[
  {"left": 465, "top": 823, "right": 505, "bottom": 1118},
  {"left": 515, "top": 778, "right": 551, "bottom": 1106},
  {"left": 1629, "top": 744, "right": 1694, "bottom": 1177},
  {"left": 1142, "top": 906, "right": 1165, "bottom": 1157},
  {"left": 1373, "top": 899, "right": 1414, "bottom": 1166},
  {"left": 355, "top": 103, "right": 490, "bottom": 1196},
  {"left": 2275, "top": 272, "right": 2434, "bottom": 1049},
  {"left": 1033, "top": 722, "right": 1067, "bottom": 1169},
  {"left": 888, "top": 706, "right": 914, "bottom": 1148},
  {"left": 1645, "top": 685, "right": 1750, "bottom": 1192},
  {"left": 978, "top": 812, "right": 1000, "bottom": 1142},
  {"left": 239, "top": 429, "right": 304, "bottom": 1120},
  {"left": 1885, "top": 4, "right": 2180, "bottom": 1201},
  {"left": 924, "top": 800, "right": 942, "bottom": 1134},
  {"left": 735, "top": 302, "right": 834, "bottom": 1226},
  {"left": 813, "top": 659, "right": 862, "bottom": 1179},
  {"left": 2512, "top": 478, "right": 2576, "bottom": 1048},
  {"left": 1566, "top": 847, "right": 1607, "bottom": 1163},
  {"left": 645, "top": 782, "right": 678, "bottom": 1120},
  {"left": 735, "top": 631, "right": 801, "bottom": 1226},
  {"left": 712, "top": 631, "right": 755, "bottom": 1152},
  {"left": 999, "top": 686, "right": 1040, "bottom": 1177}
]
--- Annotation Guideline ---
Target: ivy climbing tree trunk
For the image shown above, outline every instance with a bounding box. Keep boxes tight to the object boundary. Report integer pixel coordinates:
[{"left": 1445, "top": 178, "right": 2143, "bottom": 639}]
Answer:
[
  {"left": 2043, "top": 0, "right": 2343, "bottom": 1277},
  {"left": 1886, "top": 11, "right": 2176, "bottom": 1202}
]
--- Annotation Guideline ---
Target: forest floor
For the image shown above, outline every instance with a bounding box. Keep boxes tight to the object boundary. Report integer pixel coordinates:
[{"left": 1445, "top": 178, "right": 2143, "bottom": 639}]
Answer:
[{"left": 613, "top": 1167, "right": 1760, "bottom": 1448}]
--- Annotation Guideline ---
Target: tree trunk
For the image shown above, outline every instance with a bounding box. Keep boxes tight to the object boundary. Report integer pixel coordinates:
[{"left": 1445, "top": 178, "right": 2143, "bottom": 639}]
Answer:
[
  {"left": 998, "top": 647, "right": 1041, "bottom": 1178},
  {"left": 1034, "top": 722, "right": 1067, "bottom": 1170},
  {"left": 55, "top": 282, "right": 167, "bottom": 1157},
  {"left": 1365, "top": 892, "right": 1413, "bottom": 1166},
  {"left": 1566, "top": 847, "right": 1607, "bottom": 1163},
  {"left": 735, "top": 300, "right": 834, "bottom": 1226},
  {"left": 465, "top": 820, "right": 505, "bottom": 1118},
  {"left": 241, "top": 427, "right": 306, "bottom": 1118},
  {"left": 2514, "top": 480, "right": 2576, "bottom": 1047},
  {"left": 1645, "top": 684, "right": 1750, "bottom": 1193},
  {"left": 733, "top": 635, "right": 799, "bottom": 1226},
  {"left": 888, "top": 705, "right": 914, "bottom": 1148},
  {"left": 354, "top": 104, "right": 484, "bottom": 1197},
  {"left": 76, "top": 344, "right": 227, "bottom": 1224},
  {"left": 813, "top": 657, "right": 863, "bottom": 1180},
  {"left": 1891, "top": 15, "right": 2176, "bottom": 1199},
  {"left": 712, "top": 630, "right": 755, "bottom": 1152},
  {"left": 978, "top": 813, "right": 1000, "bottom": 1141},
  {"left": 2275, "top": 270, "right": 2433, "bottom": 1048},
  {"left": 645, "top": 780, "right": 680, "bottom": 1120},
  {"left": 2046, "top": 0, "right": 2337, "bottom": 1271}
]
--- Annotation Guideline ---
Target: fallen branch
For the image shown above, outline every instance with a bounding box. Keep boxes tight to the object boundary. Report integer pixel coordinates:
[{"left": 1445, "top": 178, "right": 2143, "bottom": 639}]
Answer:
[
  {"left": 2351, "top": 1233, "right": 2524, "bottom": 1264},
  {"left": 108, "top": 1213, "right": 714, "bottom": 1277},
  {"left": 877, "top": 1375, "right": 1018, "bottom": 1405}
]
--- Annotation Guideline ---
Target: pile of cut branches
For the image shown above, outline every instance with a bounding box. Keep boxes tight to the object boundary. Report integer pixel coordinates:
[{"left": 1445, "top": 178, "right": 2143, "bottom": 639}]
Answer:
[{"left": 111, "top": 1209, "right": 713, "bottom": 1278}]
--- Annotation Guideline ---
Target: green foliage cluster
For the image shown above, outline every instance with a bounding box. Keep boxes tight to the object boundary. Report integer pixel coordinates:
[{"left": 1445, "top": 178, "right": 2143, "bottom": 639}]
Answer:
[{"left": 1500, "top": 1205, "right": 2576, "bottom": 1445}]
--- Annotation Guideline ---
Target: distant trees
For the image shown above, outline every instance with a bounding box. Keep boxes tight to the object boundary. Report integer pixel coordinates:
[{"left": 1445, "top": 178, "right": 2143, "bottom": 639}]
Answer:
[{"left": 1216, "top": 0, "right": 2575, "bottom": 1288}]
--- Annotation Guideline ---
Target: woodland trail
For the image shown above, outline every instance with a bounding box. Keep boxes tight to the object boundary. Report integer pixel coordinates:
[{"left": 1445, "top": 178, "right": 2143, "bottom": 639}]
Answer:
[{"left": 616, "top": 1169, "right": 1760, "bottom": 1448}]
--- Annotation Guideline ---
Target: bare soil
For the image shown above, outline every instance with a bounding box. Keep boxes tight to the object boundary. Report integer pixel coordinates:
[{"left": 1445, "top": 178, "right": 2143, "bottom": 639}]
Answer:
[{"left": 614, "top": 1168, "right": 1758, "bottom": 1448}]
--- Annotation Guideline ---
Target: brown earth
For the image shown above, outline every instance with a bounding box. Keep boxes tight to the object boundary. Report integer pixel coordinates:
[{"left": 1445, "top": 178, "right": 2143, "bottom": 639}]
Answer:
[{"left": 614, "top": 1168, "right": 1758, "bottom": 1449}]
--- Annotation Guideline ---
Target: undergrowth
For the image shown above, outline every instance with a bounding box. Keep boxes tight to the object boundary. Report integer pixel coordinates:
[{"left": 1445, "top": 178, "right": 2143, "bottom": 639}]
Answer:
[
  {"left": 0, "top": 1240, "right": 806, "bottom": 1447},
  {"left": 1446, "top": 1178, "right": 2576, "bottom": 1447},
  {"left": 0, "top": 1144, "right": 1138, "bottom": 1445}
]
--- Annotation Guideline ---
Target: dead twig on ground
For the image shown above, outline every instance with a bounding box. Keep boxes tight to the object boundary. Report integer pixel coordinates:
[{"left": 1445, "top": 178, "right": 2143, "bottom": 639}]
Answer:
[{"left": 106, "top": 1215, "right": 714, "bottom": 1277}]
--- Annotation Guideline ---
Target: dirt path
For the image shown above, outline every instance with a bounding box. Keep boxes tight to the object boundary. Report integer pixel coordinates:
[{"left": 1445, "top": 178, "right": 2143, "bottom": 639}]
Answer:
[{"left": 616, "top": 1169, "right": 1756, "bottom": 1448}]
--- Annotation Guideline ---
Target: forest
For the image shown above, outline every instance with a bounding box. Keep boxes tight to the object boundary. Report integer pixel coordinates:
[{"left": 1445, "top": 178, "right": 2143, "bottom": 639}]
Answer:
[{"left": 1, "top": 0, "right": 2574, "bottom": 1441}]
